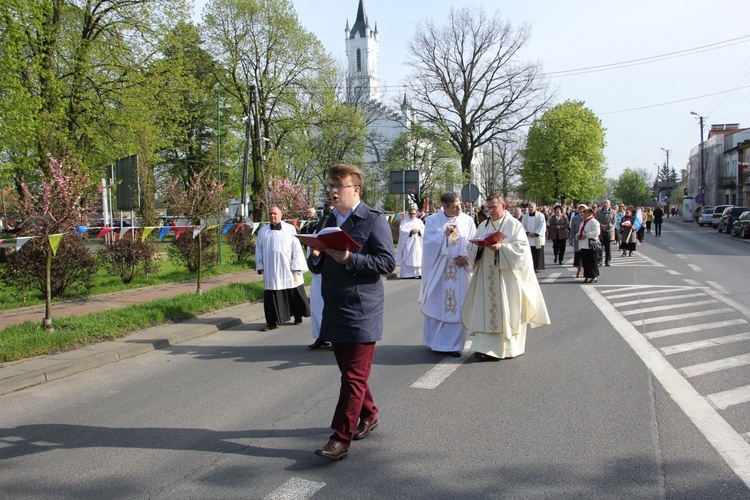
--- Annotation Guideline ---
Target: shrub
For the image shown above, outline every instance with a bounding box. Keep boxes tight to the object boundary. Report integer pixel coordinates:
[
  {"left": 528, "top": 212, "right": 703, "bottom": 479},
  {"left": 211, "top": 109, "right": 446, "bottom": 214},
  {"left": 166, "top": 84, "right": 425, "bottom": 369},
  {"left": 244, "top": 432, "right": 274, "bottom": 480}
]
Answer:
[
  {"left": 98, "top": 238, "right": 160, "bottom": 284},
  {"left": 168, "top": 231, "right": 217, "bottom": 273},
  {"left": 0, "top": 235, "right": 97, "bottom": 298},
  {"left": 225, "top": 225, "right": 256, "bottom": 264}
]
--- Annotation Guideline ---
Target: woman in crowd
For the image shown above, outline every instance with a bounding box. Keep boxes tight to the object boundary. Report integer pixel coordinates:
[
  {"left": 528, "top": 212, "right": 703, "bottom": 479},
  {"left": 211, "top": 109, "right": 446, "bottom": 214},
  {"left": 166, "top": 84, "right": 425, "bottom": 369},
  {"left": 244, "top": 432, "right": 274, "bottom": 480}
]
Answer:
[
  {"left": 576, "top": 206, "right": 601, "bottom": 283},
  {"left": 620, "top": 208, "right": 637, "bottom": 256},
  {"left": 568, "top": 204, "right": 586, "bottom": 278},
  {"left": 547, "top": 205, "right": 569, "bottom": 264}
]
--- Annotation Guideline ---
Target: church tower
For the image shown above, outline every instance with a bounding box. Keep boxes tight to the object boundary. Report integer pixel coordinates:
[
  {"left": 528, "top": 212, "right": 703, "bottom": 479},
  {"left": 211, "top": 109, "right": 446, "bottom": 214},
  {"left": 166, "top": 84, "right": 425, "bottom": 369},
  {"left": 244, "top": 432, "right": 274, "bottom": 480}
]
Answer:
[{"left": 345, "top": 0, "right": 380, "bottom": 103}]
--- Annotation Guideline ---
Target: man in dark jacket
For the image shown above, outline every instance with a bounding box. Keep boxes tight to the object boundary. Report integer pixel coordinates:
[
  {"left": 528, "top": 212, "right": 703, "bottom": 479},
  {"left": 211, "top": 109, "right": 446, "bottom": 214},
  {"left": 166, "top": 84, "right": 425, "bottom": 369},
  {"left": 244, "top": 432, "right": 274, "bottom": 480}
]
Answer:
[
  {"left": 595, "top": 200, "right": 616, "bottom": 266},
  {"left": 308, "top": 163, "right": 396, "bottom": 460}
]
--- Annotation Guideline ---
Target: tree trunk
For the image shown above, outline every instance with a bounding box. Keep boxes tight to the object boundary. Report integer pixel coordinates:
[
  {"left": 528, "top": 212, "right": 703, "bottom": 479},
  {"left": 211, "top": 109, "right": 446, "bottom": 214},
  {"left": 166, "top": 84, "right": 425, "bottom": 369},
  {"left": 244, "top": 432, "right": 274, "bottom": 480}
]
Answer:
[
  {"left": 196, "top": 233, "right": 203, "bottom": 295},
  {"left": 43, "top": 246, "right": 53, "bottom": 331}
]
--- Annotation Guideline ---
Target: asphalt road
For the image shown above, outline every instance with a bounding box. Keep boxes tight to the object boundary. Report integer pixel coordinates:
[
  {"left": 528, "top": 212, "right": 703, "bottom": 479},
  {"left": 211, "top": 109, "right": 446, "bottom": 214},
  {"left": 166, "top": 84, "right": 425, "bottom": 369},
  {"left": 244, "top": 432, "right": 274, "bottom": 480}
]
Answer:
[{"left": 1, "top": 218, "right": 749, "bottom": 499}]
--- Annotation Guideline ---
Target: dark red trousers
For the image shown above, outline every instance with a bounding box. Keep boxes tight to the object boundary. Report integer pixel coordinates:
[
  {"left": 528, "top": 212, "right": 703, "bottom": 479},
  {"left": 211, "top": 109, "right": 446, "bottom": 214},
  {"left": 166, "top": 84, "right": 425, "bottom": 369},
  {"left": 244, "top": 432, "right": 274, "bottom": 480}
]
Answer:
[{"left": 330, "top": 342, "right": 378, "bottom": 446}]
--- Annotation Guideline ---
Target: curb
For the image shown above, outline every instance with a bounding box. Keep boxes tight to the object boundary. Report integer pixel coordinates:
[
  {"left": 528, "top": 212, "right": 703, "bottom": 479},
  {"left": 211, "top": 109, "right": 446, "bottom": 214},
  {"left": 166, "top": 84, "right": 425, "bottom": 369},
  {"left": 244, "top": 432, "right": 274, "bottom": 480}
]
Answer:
[{"left": 0, "top": 300, "right": 266, "bottom": 396}]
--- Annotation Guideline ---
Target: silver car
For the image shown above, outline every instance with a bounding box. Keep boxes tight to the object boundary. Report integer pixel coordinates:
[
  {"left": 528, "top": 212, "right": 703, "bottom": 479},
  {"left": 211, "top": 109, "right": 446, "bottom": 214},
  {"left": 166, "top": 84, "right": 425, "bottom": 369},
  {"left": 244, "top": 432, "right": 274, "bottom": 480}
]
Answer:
[{"left": 697, "top": 206, "right": 715, "bottom": 226}]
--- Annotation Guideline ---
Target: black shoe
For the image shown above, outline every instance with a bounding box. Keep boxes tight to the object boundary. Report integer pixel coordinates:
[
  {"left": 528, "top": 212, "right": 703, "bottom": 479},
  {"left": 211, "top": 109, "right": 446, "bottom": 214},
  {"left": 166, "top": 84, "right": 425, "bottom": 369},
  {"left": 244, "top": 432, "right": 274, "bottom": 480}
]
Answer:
[
  {"left": 308, "top": 338, "right": 330, "bottom": 349},
  {"left": 605, "top": 262, "right": 610, "bottom": 266},
  {"left": 294, "top": 317, "right": 303, "bottom": 325},
  {"left": 450, "top": 351, "right": 461, "bottom": 358},
  {"left": 473, "top": 352, "right": 500, "bottom": 361}
]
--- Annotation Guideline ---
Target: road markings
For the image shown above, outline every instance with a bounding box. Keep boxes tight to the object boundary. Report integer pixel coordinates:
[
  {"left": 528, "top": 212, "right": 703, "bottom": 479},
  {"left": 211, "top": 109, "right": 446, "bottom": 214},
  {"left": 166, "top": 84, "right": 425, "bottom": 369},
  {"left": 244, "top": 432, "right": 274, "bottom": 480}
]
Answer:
[
  {"left": 681, "top": 353, "right": 750, "bottom": 378},
  {"left": 611, "top": 290, "right": 699, "bottom": 307},
  {"left": 644, "top": 319, "right": 747, "bottom": 340},
  {"left": 411, "top": 341, "right": 472, "bottom": 389},
  {"left": 583, "top": 286, "right": 750, "bottom": 490},
  {"left": 687, "top": 264, "right": 703, "bottom": 272},
  {"left": 666, "top": 269, "right": 682, "bottom": 275},
  {"left": 661, "top": 332, "right": 750, "bottom": 356},
  {"left": 708, "top": 385, "right": 750, "bottom": 410},
  {"left": 676, "top": 254, "right": 688, "bottom": 259},
  {"left": 707, "top": 280, "right": 730, "bottom": 295},
  {"left": 619, "top": 299, "right": 717, "bottom": 316},
  {"left": 683, "top": 279, "right": 702, "bottom": 286},
  {"left": 632, "top": 308, "right": 733, "bottom": 327},
  {"left": 265, "top": 478, "right": 325, "bottom": 499},
  {"left": 540, "top": 272, "right": 562, "bottom": 284}
]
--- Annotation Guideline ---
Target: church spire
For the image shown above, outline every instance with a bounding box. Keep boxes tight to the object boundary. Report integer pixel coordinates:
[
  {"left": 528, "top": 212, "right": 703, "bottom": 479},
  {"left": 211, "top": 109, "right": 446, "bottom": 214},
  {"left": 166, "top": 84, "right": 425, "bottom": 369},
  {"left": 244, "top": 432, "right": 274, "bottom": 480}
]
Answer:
[{"left": 349, "top": 0, "right": 370, "bottom": 39}]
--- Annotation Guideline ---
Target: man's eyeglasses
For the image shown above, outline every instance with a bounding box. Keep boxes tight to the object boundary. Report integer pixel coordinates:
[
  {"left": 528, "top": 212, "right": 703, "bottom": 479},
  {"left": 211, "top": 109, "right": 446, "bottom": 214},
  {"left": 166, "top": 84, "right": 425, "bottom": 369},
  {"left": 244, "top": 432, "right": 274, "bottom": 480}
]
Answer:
[
  {"left": 485, "top": 205, "right": 499, "bottom": 211},
  {"left": 328, "top": 183, "right": 355, "bottom": 191}
]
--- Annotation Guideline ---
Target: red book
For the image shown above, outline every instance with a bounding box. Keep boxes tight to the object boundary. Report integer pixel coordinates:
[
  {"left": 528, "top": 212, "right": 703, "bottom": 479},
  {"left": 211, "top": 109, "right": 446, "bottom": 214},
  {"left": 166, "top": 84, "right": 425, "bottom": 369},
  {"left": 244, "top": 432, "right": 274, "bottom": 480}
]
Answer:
[
  {"left": 295, "top": 227, "right": 361, "bottom": 251},
  {"left": 469, "top": 231, "right": 506, "bottom": 246}
]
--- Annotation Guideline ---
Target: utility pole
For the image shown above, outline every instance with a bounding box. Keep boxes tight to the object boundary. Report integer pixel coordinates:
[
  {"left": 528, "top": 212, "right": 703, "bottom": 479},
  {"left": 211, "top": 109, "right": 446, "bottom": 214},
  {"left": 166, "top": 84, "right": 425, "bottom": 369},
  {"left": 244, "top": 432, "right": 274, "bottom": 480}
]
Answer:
[
  {"left": 241, "top": 87, "right": 252, "bottom": 221},
  {"left": 691, "top": 111, "right": 705, "bottom": 206}
]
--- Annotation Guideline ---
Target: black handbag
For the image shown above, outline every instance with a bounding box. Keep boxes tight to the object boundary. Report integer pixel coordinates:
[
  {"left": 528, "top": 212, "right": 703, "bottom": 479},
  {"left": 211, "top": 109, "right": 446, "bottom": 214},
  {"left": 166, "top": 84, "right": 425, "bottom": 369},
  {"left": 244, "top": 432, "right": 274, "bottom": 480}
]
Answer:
[{"left": 588, "top": 239, "right": 602, "bottom": 252}]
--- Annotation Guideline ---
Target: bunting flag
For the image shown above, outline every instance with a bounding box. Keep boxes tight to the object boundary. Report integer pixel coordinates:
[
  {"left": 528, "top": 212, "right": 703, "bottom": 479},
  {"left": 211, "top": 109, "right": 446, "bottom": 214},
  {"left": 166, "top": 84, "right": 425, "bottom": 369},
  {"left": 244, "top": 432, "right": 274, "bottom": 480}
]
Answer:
[
  {"left": 223, "top": 223, "right": 234, "bottom": 234},
  {"left": 158, "top": 226, "right": 172, "bottom": 241},
  {"left": 234, "top": 223, "right": 245, "bottom": 234},
  {"left": 97, "top": 226, "right": 115, "bottom": 239},
  {"left": 174, "top": 226, "right": 188, "bottom": 239},
  {"left": 141, "top": 226, "right": 156, "bottom": 242},
  {"left": 192, "top": 225, "right": 206, "bottom": 238},
  {"left": 633, "top": 208, "right": 643, "bottom": 232},
  {"left": 251, "top": 222, "right": 260, "bottom": 234},
  {"left": 48, "top": 233, "right": 64, "bottom": 255},
  {"left": 15, "top": 237, "right": 31, "bottom": 250},
  {"left": 740, "top": 162, "right": 749, "bottom": 170},
  {"left": 119, "top": 226, "right": 129, "bottom": 239}
]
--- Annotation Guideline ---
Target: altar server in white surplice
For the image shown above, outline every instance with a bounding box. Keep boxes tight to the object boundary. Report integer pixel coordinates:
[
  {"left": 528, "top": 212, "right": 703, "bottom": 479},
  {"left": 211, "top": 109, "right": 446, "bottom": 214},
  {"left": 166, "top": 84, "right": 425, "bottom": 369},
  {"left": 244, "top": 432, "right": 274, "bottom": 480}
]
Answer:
[
  {"left": 521, "top": 202, "right": 546, "bottom": 272},
  {"left": 462, "top": 195, "right": 551, "bottom": 361},
  {"left": 394, "top": 208, "right": 425, "bottom": 278},
  {"left": 255, "top": 206, "right": 310, "bottom": 331},
  {"left": 418, "top": 193, "right": 476, "bottom": 357}
]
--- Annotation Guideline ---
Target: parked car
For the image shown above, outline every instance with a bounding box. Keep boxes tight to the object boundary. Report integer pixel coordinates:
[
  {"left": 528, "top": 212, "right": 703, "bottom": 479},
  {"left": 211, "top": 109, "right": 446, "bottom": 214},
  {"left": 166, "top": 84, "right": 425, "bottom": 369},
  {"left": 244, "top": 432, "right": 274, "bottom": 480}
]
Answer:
[
  {"left": 719, "top": 206, "right": 749, "bottom": 233},
  {"left": 697, "top": 206, "right": 715, "bottom": 226},
  {"left": 732, "top": 211, "right": 750, "bottom": 238},
  {"left": 711, "top": 205, "right": 733, "bottom": 228}
]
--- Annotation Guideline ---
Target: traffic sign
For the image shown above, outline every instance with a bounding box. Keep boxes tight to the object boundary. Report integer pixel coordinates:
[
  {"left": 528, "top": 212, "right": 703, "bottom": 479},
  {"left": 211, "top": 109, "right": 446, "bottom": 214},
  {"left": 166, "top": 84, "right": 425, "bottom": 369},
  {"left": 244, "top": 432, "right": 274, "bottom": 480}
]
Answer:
[
  {"left": 461, "top": 183, "right": 480, "bottom": 203},
  {"left": 695, "top": 194, "right": 704, "bottom": 204}
]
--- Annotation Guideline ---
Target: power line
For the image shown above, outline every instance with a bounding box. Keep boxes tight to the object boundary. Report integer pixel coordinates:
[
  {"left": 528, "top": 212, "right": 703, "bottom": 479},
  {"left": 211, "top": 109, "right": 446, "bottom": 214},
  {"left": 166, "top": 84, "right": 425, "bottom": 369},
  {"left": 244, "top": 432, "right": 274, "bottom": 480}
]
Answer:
[
  {"left": 599, "top": 85, "right": 750, "bottom": 115},
  {"left": 544, "top": 35, "right": 750, "bottom": 77}
]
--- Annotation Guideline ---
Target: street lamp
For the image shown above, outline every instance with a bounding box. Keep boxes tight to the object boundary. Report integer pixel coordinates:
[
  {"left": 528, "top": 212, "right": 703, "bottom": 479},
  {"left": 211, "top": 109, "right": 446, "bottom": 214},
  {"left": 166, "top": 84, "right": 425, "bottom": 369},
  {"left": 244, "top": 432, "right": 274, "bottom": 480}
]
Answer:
[{"left": 690, "top": 111, "right": 706, "bottom": 205}]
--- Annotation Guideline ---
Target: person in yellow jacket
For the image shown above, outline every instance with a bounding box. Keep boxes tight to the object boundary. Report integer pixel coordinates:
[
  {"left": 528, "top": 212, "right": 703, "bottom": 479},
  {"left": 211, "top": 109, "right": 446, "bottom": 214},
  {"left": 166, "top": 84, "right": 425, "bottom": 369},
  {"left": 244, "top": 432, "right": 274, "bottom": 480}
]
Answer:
[{"left": 645, "top": 208, "right": 654, "bottom": 233}]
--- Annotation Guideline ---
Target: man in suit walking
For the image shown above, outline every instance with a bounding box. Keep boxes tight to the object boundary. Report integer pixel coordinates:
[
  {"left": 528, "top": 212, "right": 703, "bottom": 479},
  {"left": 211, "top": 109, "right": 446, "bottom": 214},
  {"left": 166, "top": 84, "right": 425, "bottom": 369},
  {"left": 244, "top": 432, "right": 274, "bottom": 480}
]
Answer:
[{"left": 308, "top": 163, "right": 396, "bottom": 460}]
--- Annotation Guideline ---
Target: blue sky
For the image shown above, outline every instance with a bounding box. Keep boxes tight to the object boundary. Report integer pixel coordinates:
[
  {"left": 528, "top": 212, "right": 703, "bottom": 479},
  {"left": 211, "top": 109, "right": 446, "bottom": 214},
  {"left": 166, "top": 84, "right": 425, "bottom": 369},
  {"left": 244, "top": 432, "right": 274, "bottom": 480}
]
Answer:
[{"left": 193, "top": 0, "right": 750, "bottom": 181}]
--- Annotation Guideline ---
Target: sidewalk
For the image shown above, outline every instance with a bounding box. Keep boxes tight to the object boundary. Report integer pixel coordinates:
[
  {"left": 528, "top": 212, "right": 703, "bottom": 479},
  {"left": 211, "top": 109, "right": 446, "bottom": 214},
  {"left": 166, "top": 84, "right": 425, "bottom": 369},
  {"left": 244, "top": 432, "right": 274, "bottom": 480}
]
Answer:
[{"left": 0, "top": 270, "right": 268, "bottom": 396}]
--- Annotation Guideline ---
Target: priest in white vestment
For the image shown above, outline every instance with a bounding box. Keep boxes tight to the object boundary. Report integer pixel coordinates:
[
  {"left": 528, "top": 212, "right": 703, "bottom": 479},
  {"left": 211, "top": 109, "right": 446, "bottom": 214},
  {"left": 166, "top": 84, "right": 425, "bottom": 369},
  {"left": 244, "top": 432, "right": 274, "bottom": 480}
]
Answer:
[
  {"left": 255, "top": 206, "right": 310, "bottom": 331},
  {"left": 462, "top": 195, "right": 551, "bottom": 360},
  {"left": 521, "top": 202, "right": 546, "bottom": 272},
  {"left": 418, "top": 193, "right": 476, "bottom": 356},
  {"left": 394, "top": 209, "right": 425, "bottom": 278}
]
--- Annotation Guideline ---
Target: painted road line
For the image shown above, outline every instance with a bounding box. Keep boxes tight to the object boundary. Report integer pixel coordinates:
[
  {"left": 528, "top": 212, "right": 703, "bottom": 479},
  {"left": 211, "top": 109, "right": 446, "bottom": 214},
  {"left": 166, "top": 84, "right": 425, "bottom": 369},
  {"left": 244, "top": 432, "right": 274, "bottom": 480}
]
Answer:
[
  {"left": 707, "top": 280, "right": 730, "bottom": 296},
  {"left": 265, "top": 478, "right": 325, "bottom": 500},
  {"left": 582, "top": 286, "right": 750, "bottom": 490},
  {"left": 666, "top": 269, "right": 682, "bottom": 275},
  {"left": 411, "top": 342, "right": 472, "bottom": 389},
  {"left": 676, "top": 254, "right": 688, "bottom": 260},
  {"left": 602, "top": 287, "right": 691, "bottom": 300},
  {"left": 661, "top": 333, "right": 750, "bottom": 356},
  {"left": 612, "top": 290, "right": 696, "bottom": 307},
  {"left": 541, "top": 273, "right": 562, "bottom": 284},
  {"left": 644, "top": 319, "right": 747, "bottom": 340},
  {"left": 708, "top": 385, "right": 750, "bottom": 411},
  {"left": 619, "top": 299, "right": 717, "bottom": 316},
  {"left": 681, "top": 353, "right": 750, "bottom": 378},
  {"left": 688, "top": 264, "right": 703, "bottom": 272},
  {"left": 638, "top": 253, "right": 666, "bottom": 267},
  {"left": 632, "top": 308, "right": 734, "bottom": 327},
  {"left": 683, "top": 279, "right": 702, "bottom": 286}
]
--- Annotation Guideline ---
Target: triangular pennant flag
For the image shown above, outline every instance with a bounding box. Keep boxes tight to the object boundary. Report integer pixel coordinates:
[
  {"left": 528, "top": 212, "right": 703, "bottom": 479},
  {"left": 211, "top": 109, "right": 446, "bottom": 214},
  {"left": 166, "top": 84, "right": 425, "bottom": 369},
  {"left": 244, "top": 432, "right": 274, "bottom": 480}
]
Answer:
[
  {"left": 251, "top": 222, "right": 260, "bottom": 234},
  {"left": 141, "top": 227, "right": 156, "bottom": 242},
  {"left": 158, "top": 226, "right": 172, "bottom": 241},
  {"left": 223, "top": 223, "right": 234, "bottom": 234},
  {"left": 119, "top": 227, "right": 129, "bottom": 239},
  {"left": 48, "top": 234, "right": 64, "bottom": 256},
  {"left": 15, "top": 236, "right": 31, "bottom": 250},
  {"left": 174, "top": 226, "right": 188, "bottom": 240},
  {"left": 193, "top": 225, "right": 205, "bottom": 238},
  {"left": 205, "top": 224, "right": 217, "bottom": 231},
  {"left": 97, "top": 227, "right": 115, "bottom": 239},
  {"left": 234, "top": 223, "right": 245, "bottom": 234}
]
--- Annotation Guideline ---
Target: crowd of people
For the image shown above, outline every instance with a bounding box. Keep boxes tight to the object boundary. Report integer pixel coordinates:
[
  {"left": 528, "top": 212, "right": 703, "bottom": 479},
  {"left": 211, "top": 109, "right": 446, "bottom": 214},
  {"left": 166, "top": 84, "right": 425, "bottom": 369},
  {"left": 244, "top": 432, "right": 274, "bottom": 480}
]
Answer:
[{"left": 253, "top": 166, "right": 667, "bottom": 461}]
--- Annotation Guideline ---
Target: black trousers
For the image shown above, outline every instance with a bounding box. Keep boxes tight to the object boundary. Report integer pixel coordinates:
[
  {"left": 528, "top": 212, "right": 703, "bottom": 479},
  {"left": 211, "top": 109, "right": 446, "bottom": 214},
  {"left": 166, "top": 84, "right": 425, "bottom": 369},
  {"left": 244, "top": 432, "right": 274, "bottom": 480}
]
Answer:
[
  {"left": 552, "top": 239, "right": 566, "bottom": 262},
  {"left": 654, "top": 222, "right": 662, "bottom": 236},
  {"left": 599, "top": 233, "right": 612, "bottom": 264},
  {"left": 581, "top": 249, "right": 599, "bottom": 279}
]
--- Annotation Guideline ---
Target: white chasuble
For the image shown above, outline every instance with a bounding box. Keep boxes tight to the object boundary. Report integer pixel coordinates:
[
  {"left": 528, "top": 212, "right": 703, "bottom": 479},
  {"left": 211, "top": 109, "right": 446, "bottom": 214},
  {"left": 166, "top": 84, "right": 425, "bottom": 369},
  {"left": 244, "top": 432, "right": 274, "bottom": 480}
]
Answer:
[
  {"left": 394, "top": 216, "right": 425, "bottom": 278},
  {"left": 255, "top": 221, "right": 308, "bottom": 291},
  {"left": 462, "top": 213, "right": 551, "bottom": 358}
]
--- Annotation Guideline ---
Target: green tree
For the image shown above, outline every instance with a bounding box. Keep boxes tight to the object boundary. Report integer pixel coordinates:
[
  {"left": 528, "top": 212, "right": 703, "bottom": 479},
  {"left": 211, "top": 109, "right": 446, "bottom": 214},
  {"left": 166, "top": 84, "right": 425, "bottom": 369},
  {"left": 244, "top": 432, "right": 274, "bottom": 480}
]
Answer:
[
  {"left": 521, "top": 100, "right": 606, "bottom": 204},
  {"left": 201, "top": 0, "right": 331, "bottom": 220},
  {"left": 405, "top": 6, "right": 551, "bottom": 176},
  {"left": 615, "top": 168, "right": 652, "bottom": 206}
]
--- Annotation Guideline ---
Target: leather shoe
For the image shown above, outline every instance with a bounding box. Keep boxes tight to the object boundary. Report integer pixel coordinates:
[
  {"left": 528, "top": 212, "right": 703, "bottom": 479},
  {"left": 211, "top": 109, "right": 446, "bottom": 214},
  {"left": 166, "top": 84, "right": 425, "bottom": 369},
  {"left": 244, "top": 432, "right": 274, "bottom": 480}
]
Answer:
[
  {"left": 294, "top": 317, "right": 303, "bottom": 325},
  {"left": 260, "top": 324, "right": 276, "bottom": 331},
  {"left": 473, "top": 352, "right": 500, "bottom": 361},
  {"left": 307, "top": 338, "right": 330, "bottom": 349},
  {"left": 353, "top": 419, "right": 378, "bottom": 440},
  {"left": 315, "top": 439, "right": 348, "bottom": 460}
]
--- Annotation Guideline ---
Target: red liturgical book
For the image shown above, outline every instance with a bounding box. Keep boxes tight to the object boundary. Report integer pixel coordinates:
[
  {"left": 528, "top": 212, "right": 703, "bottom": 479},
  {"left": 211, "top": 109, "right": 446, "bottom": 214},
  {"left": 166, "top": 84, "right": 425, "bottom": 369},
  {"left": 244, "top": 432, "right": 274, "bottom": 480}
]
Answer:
[
  {"left": 295, "top": 227, "right": 361, "bottom": 251},
  {"left": 469, "top": 231, "right": 506, "bottom": 246}
]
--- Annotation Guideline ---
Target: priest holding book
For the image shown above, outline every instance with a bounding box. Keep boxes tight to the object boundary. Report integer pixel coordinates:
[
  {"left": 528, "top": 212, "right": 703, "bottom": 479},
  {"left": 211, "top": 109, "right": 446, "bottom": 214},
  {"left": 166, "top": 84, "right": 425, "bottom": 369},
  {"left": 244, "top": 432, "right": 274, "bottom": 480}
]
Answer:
[{"left": 462, "top": 194, "right": 550, "bottom": 360}]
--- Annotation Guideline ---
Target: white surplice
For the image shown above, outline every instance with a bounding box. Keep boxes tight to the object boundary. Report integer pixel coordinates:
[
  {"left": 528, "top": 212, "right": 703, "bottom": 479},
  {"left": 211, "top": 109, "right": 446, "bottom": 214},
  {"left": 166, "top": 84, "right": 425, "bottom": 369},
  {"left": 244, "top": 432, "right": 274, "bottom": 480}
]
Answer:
[
  {"left": 418, "top": 210, "right": 476, "bottom": 352},
  {"left": 395, "top": 216, "right": 425, "bottom": 278},
  {"left": 255, "top": 221, "right": 308, "bottom": 290},
  {"left": 462, "top": 213, "right": 551, "bottom": 359}
]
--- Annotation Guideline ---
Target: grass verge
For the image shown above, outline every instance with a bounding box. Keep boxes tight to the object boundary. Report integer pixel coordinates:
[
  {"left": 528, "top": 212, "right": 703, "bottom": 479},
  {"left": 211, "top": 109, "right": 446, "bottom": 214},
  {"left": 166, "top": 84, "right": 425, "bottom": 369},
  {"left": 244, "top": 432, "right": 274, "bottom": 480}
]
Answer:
[{"left": 0, "top": 281, "right": 266, "bottom": 363}]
